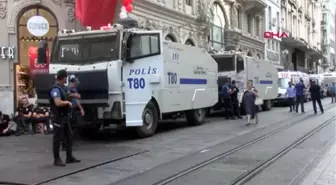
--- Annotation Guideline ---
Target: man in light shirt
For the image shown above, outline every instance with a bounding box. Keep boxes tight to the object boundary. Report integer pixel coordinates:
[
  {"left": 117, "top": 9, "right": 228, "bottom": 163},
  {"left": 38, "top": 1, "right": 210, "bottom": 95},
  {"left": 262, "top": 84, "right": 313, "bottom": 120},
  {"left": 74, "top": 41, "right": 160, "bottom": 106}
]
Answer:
[{"left": 286, "top": 82, "right": 296, "bottom": 112}]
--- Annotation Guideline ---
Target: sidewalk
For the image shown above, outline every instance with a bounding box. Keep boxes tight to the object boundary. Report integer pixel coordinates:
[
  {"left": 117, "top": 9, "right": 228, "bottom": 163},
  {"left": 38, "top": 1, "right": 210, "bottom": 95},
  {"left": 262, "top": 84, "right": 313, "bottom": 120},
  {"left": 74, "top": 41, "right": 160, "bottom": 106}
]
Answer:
[{"left": 300, "top": 141, "right": 336, "bottom": 185}]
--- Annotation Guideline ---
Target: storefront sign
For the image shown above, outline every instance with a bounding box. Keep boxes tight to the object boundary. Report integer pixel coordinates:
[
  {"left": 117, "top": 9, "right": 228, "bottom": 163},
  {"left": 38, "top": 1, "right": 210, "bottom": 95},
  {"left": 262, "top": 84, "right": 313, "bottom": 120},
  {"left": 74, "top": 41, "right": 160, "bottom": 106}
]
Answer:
[
  {"left": 0, "top": 47, "right": 15, "bottom": 59},
  {"left": 27, "top": 16, "right": 49, "bottom": 37},
  {"left": 28, "top": 46, "right": 49, "bottom": 74}
]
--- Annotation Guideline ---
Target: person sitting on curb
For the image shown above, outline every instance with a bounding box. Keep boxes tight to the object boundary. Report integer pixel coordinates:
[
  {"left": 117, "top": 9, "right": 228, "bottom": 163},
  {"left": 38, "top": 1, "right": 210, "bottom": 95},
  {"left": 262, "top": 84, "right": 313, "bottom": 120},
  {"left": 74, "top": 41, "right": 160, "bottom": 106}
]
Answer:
[
  {"left": 0, "top": 111, "right": 19, "bottom": 136},
  {"left": 12, "top": 97, "right": 34, "bottom": 134},
  {"left": 31, "top": 105, "right": 52, "bottom": 134}
]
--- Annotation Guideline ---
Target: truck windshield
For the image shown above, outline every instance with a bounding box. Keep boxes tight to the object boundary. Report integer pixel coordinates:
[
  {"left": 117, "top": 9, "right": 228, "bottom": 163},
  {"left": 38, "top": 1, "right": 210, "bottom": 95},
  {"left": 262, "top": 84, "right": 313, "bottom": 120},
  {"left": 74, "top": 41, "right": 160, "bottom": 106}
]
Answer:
[
  {"left": 278, "top": 78, "right": 290, "bottom": 88},
  {"left": 212, "top": 56, "right": 234, "bottom": 72},
  {"left": 52, "top": 32, "right": 120, "bottom": 65}
]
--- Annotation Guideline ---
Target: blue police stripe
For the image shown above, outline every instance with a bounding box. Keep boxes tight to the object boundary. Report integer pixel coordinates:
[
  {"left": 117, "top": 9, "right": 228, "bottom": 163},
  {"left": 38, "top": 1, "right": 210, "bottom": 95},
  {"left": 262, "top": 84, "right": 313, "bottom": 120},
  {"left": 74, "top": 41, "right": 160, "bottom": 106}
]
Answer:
[
  {"left": 259, "top": 80, "right": 273, "bottom": 84},
  {"left": 180, "top": 78, "right": 207, "bottom": 85}
]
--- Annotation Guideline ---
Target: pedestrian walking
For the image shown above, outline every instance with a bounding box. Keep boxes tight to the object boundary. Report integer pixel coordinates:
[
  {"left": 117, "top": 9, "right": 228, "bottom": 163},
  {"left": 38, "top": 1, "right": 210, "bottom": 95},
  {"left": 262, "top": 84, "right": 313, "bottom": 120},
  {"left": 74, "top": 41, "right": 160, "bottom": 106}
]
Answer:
[
  {"left": 221, "top": 80, "right": 233, "bottom": 119},
  {"left": 309, "top": 80, "right": 324, "bottom": 114},
  {"left": 285, "top": 82, "right": 296, "bottom": 112},
  {"left": 244, "top": 81, "right": 259, "bottom": 125},
  {"left": 295, "top": 78, "right": 306, "bottom": 113},
  {"left": 331, "top": 82, "right": 336, "bottom": 103},
  {"left": 49, "top": 69, "right": 80, "bottom": 166},
  {"left": 230, "top": 80, "right": 242, "bottom": 119}
]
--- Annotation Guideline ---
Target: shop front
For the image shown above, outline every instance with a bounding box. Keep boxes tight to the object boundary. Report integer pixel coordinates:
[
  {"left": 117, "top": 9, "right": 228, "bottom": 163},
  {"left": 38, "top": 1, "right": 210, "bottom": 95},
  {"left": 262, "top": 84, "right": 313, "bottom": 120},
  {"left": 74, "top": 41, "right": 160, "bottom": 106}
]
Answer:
[{"left": 0, "top": 0, "right": 78, "bottom": 114}]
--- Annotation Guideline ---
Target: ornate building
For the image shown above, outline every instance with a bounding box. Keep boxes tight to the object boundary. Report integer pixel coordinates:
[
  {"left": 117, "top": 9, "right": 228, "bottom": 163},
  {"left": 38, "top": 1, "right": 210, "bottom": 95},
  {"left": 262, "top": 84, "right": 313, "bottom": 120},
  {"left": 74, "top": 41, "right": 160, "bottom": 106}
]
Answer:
[
  {"left": 131, "top": 0, "right": 266, "bottom": 58},
  {"left": 321, "top": 0, "right": 336, "bottom": 71},
  {"left": 281, "top": 0, "right": 323, "bottom": 73},
  {"left": 0, "top": 0, "right": 77, "bottom": 114},
  {"left": 264, "top": 0, "right": 283, "bottom": 70}
]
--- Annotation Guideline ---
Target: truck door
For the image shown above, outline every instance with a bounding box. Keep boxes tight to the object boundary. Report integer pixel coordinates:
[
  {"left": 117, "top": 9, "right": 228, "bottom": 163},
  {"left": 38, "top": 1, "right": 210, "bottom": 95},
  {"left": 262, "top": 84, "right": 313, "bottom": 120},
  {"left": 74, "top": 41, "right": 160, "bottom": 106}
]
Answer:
[{"left": 122, "top": 31, "right": 163, "bottom": 127}]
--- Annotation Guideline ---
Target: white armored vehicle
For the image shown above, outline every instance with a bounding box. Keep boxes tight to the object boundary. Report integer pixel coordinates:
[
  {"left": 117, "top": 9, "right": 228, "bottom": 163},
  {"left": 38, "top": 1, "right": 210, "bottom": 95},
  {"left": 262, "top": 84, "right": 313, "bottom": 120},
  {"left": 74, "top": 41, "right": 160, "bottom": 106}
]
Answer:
[
  {"left": 211, "top": 51, "right": 278, "bottom": 111},
  {"left": 34, "top": 22, "right": 218, "bottom": 137}
]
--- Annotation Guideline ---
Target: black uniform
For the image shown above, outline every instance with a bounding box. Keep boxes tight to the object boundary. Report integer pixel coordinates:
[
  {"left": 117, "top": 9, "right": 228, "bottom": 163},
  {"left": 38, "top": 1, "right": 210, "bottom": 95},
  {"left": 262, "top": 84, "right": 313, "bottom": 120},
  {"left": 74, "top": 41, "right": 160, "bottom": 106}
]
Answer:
[
  {"left": 49, "top": 84, "right": 79, "bottom": 166},
  {"left": 31, "top": 106, "right": 52, "bottom": 134},
  {"left": 309, "top": 83, "right": 324, "bottom": 114},
  {"left": 13, "top": 104, "right": 34, "bottom": 133},
  {"left": 230, "top": 82, "right": 242, "bottom": 119}
]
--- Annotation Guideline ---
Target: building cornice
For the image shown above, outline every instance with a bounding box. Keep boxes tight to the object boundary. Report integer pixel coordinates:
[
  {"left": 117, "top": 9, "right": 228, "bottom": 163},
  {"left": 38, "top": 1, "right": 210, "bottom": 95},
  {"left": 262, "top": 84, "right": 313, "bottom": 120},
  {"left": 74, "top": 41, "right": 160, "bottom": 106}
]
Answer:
[{"left": 134, "top": 0, "right": 199, "bottom": 25}]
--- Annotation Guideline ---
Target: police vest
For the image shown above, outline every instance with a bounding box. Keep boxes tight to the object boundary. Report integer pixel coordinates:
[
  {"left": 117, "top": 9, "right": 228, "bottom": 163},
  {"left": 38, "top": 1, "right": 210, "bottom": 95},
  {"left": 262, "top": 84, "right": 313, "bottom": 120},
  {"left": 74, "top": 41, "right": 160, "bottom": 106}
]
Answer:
[{"left": 49, "top": 85, "right": 69, "bottom": 117}]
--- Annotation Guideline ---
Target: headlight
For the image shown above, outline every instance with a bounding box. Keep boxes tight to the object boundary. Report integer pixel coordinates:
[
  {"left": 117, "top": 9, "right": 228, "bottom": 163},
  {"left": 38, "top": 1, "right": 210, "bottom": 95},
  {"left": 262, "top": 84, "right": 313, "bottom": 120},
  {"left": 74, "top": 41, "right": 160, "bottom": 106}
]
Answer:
[{"left": 278, "top": 93, "right": 285, "bottom": 98}]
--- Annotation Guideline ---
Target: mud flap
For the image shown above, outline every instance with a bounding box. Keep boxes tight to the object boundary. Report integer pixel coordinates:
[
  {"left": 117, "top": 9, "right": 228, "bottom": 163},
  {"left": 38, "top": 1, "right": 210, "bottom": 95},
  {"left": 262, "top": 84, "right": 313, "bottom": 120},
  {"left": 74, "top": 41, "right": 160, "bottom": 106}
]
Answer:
[{"left": 125, "top": 101, "right": 148, "bottom": 126}]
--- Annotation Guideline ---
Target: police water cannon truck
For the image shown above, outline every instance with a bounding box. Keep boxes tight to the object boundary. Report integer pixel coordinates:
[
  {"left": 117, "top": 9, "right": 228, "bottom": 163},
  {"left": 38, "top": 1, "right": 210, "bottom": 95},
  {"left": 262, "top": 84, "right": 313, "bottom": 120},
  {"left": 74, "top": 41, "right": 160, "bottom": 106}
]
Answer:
[
  {"left": 34, "top": 21, "right": 218, "bottom": 138},
  {"left": 211, "top": 51, "right": 278, "bottom": 111}
]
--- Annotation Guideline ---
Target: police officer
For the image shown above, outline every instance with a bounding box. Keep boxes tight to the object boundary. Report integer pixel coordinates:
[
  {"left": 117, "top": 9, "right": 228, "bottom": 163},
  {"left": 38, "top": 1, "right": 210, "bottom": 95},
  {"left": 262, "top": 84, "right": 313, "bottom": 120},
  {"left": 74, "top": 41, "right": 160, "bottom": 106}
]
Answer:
[
  {"left": 221, "top": 80, "right": 233, "bottom": 119},
  {"left": 231, "top": 80, "right": 242, "bottom": 119},
  {"left": 50, "top": 69, "right": 80, "bottom": 166}
]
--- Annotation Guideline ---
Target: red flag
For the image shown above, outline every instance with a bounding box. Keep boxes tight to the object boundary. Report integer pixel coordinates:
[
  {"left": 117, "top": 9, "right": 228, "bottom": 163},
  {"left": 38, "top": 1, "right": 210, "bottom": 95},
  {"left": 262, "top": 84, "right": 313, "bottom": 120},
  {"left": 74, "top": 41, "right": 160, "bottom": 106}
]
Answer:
[
  {"left": 75, "top": 0, "right": 83, "bottom": 23},
  {"left": 75, "top": 0, "right": 119, "bottom": 29}
]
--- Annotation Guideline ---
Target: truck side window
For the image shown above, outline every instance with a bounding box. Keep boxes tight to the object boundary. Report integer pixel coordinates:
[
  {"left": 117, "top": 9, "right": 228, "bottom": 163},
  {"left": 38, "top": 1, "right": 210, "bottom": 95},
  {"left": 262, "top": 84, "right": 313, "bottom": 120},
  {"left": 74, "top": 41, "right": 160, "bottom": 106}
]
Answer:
[
  {"left": 236, "top": 56, "right": 244, "bottom": 73},
  {"left": 129, "top": 34, "right": 160, "bottom": 59}
]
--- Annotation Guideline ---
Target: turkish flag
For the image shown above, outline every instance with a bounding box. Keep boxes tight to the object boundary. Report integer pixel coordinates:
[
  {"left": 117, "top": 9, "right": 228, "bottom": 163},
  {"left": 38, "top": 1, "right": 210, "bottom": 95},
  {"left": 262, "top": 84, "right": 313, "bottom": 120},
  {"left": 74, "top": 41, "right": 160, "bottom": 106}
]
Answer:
[{"left": 75, "top": 0, "right": 119, "bottom": 29}]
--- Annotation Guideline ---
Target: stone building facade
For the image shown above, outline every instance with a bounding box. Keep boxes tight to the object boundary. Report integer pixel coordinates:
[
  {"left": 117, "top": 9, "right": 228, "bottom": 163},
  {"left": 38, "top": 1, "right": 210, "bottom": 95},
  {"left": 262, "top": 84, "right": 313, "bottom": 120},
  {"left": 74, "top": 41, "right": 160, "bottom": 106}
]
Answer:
[
  {"left": 131, "top": 0, "right": 266, "bottom": 58},
  {"left": 0, "top": 0, "right": 266, "bottom": 114},
  {"left": 0, "top": 0, "right": 77, "bottom": 114},
  {"left": 281, "top": 0, "right": 323, "bottom": 73}
]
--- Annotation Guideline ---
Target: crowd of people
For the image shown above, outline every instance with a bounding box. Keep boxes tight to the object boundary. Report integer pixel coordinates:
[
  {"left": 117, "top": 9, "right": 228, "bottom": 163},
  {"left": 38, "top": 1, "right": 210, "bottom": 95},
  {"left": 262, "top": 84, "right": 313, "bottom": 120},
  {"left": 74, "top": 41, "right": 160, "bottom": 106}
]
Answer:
[
  {"left": 285, "top": 80, "right": 336, "bottom": 114},
  {"left": 221, "top": 80, "right": 261, "bottom": 125},
  {"left": 220, "top": 78, "right": 336, "bottom": 126},
  {"left": 0, "top": 97, "right": 52, "bottom": 136}
]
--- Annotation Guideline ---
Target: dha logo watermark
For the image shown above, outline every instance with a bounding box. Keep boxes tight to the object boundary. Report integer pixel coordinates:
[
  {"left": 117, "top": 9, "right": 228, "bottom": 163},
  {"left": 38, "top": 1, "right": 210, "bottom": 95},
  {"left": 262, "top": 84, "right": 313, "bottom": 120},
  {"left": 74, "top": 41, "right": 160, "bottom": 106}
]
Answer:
[{"left": 264, "top": 32, "right": 289, "bottom": 39}]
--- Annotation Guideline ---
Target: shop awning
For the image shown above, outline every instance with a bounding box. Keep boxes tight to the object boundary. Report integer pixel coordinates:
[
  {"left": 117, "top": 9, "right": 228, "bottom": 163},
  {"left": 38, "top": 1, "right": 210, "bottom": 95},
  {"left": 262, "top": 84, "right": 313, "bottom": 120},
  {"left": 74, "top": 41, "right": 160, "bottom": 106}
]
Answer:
[{"left": 76, "top": 0, "right": 119, "bottom": 29}]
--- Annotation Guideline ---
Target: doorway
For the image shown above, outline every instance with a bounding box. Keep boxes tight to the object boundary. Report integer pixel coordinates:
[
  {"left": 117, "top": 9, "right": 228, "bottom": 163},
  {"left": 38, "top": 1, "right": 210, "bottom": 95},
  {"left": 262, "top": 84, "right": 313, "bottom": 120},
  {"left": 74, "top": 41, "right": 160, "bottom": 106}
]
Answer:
[{"left": 15, "top": 6, "right": 58, "bottom": 107}]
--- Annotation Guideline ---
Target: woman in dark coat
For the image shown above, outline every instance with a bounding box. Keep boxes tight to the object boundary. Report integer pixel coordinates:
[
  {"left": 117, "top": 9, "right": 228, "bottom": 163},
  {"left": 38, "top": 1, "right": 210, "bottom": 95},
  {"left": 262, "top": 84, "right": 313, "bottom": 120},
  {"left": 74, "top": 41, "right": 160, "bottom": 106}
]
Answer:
[{"left": 243, "top": 81, "right": 259, "bottom": 125}]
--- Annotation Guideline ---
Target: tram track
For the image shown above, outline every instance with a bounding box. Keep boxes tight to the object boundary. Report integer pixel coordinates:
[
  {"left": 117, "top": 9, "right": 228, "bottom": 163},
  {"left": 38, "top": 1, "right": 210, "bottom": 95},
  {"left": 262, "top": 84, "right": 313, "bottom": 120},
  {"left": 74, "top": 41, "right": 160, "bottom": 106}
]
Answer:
[
  {"left": 110, "top": 103, "right": 335, "bottom": 185},
  {"left": 26, "top": 102, "right": 336, "bottom": 185},
  {"left": 229, "top": 116, "right": 336, "bottom": 185},
  {"left": 154, "top": 104, "right": 336, "bottom": 185}
]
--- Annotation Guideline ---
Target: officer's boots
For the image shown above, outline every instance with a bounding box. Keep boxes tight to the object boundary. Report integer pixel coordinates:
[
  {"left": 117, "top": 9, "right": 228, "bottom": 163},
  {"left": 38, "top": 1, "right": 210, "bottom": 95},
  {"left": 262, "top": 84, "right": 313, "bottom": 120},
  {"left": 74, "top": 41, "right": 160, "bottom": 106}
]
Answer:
[
  {"left": 54, "top": 158, "right": 66, "bottom": 166},
  {"left": 54, "top": 157, "right": 80, "bottom": 166},
  {"left": 66, "top": 156, "right": 81, "bottom": 164}
]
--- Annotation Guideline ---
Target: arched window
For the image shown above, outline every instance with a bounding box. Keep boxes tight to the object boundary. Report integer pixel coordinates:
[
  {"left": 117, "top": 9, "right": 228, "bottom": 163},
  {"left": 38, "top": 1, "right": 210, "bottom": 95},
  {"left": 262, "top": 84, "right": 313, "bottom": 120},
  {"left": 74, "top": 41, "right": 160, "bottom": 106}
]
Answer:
[
  {"left": 256, "top": 53, "right": 261, "bottom": 59},
  {"left": 185, "top": 39, "right": 195, "bottom": 46},
  {"left": 165, "top": 34, "right": 176, "bottom": 42},
  {"left": 16, "top": 6, "right": 58, "bottom": 104},
  {"left": 18, "top": 7, "right": 58, "bottom": 66},
  {"left": 210, "top": 3, "right": 225, "bottom": 49},
  {"left": 247, "top": 51, "right": 252, "bottom": 56}
]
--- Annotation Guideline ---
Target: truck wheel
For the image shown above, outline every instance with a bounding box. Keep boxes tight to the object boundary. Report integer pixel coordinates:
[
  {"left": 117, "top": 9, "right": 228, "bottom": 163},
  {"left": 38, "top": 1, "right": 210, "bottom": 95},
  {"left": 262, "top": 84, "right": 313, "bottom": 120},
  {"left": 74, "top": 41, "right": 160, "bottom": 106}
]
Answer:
[
  {"left": 186, "top": 108, "right": 206, "bottom": 126},
  {"left": 77, "top": 124, "right": 101, "bottom": 138},
  {"left": 262, "top": 100, "right": 272, "bottom": 111},
  {"left": 135, "top": 101, "right": 158, "bottom": 138},
  {"left": 205, "top": 108, "right": 211, "bottom": 117}
]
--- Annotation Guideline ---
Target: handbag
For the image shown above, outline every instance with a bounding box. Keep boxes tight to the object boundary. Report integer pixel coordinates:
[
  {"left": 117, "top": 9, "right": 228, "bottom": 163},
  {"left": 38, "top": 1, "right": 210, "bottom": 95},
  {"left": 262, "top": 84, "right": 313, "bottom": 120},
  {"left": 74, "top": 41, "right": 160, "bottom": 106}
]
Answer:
[{"left": 254, "top": 97, "right": 263, "bottom": 105}]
